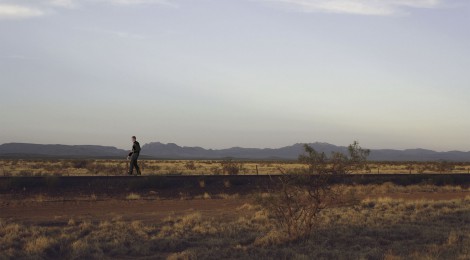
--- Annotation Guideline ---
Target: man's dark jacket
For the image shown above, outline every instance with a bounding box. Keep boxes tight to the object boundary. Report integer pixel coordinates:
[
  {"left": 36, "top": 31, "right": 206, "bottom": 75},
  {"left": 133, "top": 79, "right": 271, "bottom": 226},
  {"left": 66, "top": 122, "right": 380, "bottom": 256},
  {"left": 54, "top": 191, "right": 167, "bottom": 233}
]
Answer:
[{"left": 129, "top": 141, "right": 141, "bottom": 156}]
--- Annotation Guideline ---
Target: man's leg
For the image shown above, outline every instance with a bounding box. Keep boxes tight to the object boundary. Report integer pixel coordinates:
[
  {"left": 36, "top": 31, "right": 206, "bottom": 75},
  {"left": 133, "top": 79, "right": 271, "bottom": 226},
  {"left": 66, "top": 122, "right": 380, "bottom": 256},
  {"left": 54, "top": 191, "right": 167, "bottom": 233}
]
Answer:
[
  {"left": 128, "top": 157, "right": 135, "bottom": 175},
  {"left": 133, "top": 154, "right": 141, "bottom": 175}
]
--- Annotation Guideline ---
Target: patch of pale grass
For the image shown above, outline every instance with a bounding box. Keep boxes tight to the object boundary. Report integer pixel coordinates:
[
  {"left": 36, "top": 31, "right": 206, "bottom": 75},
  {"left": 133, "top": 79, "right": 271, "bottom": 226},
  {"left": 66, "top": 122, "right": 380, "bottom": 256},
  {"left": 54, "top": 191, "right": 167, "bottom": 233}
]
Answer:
[
  {"left": 383, "top": 251, "right": 403, "bottom": 260},
  {"left": 237, "top": 203, "right": 258, "bottom": 211},
  {"left": 258, "top": 192, "right": 271, "bottom": 199},
  {"left": 68, "top": 218, "right": 76, "bottom": 226},
  {"left": 252, "top": 210, "right": 269, "bottom": 222},
  {"left": 447, "top": 230, "right": 462, "bottom": 246},
  {"left": 179, "top": 192, "right": 190, "bottom": 200},
  {"left": 166, "top": 249, "right": 196, "bottom": 260},
  {"left": 195, "top": 192, "right": 211, "bottom": 199},
  {"left": 71, "top": 239, "right": 89, "bottom": 256},
  {"left": 355, "top": 183, "right": 470, "bottom": 197},
  {"left": 361, "top": 197, "right": 403, "bottom": 210},
  {"left": 79, "top": 220, "right": 92, "bottom": 232},
  {"left": 179, "top": 212, "right": 202, "bottom": 228},
  {"left": 198, "top": 179, "right": 205, "bottom": 188},
  {"left": 253, "top": 230, "right": 288, "bottom": 247},
  {"left": 158, "top": 212, "right": 218, "bottom": 238},
  {"left": 126, "top": 193, "right": 141, "bottom": 200},
  {"left": 159, "top": 212, "right": 201, "bottom": 237},
  {"left": 33, "top": 194, "right": 47, "bottom": 202},
  {"left": 217, "top": 193, "right": 239, "bottom": 199},
  {"left": 24, "top": 236, "right": 54, "bottom": 255}
]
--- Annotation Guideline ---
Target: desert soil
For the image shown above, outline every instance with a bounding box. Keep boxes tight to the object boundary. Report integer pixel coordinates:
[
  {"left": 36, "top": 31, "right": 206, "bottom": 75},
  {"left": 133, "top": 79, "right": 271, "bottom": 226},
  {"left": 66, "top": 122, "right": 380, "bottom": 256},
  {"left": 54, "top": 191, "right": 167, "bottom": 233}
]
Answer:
[{"left": 1, "top": 191, "right": 470, "bottom": 226}]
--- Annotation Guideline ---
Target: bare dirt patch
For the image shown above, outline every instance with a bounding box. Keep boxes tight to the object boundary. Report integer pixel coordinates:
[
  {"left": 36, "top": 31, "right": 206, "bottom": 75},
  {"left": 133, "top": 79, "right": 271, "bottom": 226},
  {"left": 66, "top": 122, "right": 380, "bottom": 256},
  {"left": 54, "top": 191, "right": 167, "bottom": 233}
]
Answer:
[
  {"left": 2, "top": 190, "right": 469, "bottom": 226},
  {"left": 0, "top": 198, "right": 251, "bottom": 225}
]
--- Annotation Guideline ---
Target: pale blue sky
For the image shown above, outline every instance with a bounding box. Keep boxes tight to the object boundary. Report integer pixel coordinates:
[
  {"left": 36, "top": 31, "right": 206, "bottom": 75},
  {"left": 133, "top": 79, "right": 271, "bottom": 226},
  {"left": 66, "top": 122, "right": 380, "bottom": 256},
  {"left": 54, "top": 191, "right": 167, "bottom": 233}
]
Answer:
[{"left": 0, "top": 0, "right": 469, "bottom": 151}]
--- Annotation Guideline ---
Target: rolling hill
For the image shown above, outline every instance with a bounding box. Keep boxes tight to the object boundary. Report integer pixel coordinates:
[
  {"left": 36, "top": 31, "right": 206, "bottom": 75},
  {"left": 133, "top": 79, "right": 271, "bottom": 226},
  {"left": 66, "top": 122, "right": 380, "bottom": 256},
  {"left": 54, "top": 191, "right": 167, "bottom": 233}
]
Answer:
[{"left": 0, "top": 142, "right": 469, "bottom": 161}]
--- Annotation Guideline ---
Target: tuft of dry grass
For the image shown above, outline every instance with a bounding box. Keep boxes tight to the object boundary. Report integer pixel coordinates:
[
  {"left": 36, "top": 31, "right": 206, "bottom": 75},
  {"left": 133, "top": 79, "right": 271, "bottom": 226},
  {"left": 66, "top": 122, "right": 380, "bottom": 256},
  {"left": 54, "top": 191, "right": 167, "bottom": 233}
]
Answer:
[
  {"left": 167, "top": 250, "right": 196, "bottom": 260},
  {"left": 24, "top": 236, "right": 55, "bottom": 255},
  {"left": 198, "top": 179, "right": 205, "bottom": 188},
  {"left": 33, "top": 194, "right": 47, "bottom": 202},
  {"left": 253, "top": 230, "right": 288, "bottom": 247},
  {"left": 194, "top": 192, "right": 211, "bottom": 200},
  {"left": 237, "top": 203, "right": 259, "bottom": 211},
  {"left": 126, "top": 193, "right": 141, "bottom": 200},
  {"left": 67, "top": 218, "right": 76, "bottom": 226},
  {"left": 217, "top": 193, "right": 239, "bottom": 199}
]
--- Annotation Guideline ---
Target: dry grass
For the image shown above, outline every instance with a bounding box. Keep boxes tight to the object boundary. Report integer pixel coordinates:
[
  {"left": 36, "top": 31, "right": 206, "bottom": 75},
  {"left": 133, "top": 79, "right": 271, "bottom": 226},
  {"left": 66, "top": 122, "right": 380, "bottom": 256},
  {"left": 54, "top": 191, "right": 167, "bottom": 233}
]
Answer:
[
  {"left": 198, "top": 179, "right": 205, "bottom": 188},
  {"left": 2, "top": 189, "right": 470, "bottom": 259},
  {"left": 194, "top": 192, "right": 211, "bottom": 200},
  {"left": 2, "top": 183, "right": 470, "bottom": 259},
  {"left": 3, "top": 159, "right": 468, "bottom": 176},
  {"left": 33, "top": 194, "right": 47, "bottom": 202},
  {"left": 203, "top": 192, "right": 211, "bottom": 200},
  {"left": 126, "top": 193, "right": 141, "bottom": 200},
  {"left": 217, "top": 193, "right": 240, "bottom": 199}
]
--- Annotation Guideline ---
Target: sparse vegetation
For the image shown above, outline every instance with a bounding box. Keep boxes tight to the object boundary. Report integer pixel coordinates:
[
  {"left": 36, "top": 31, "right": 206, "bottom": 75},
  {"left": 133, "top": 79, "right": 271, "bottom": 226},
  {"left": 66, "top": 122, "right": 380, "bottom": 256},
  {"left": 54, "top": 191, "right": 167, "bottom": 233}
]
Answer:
[
  {"left": 126, "top": 193, "right": 141, "bottom": 200},
  {"left": 221, "top": 160, "right": 241, "bottom": 175},
  {"left": 0, "top": 159, "right": 466, "bottom": 176},
  {"left": 1, "top": 157, "right": 470, "bottom": 259},
  {"left": 2, "top": 192, "right": 470, "bottom": 259},
  {"left": 259, "top": 141, "right": 369, "bottom": 240},
  {"left": 184, "top": 161, "right": 197, "bottom": 171},
  {"left": 435, "top": 160, "right": 456, "bottom": 173}
]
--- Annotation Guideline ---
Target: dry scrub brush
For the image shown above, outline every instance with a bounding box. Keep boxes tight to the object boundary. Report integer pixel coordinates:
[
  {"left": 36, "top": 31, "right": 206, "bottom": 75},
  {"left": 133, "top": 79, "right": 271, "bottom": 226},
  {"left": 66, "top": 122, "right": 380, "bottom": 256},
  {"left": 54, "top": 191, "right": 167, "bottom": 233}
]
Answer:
[{"left": 259, "top": 141, "right": 370, "bottom": 240}]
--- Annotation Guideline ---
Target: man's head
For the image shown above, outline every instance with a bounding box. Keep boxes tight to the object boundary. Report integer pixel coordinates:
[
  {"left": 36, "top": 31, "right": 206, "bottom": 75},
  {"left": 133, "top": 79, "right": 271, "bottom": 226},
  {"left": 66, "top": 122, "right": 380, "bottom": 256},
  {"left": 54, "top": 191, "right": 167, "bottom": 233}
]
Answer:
[{"left": 132, "top": 136, "right": 136, "bottom": 142}]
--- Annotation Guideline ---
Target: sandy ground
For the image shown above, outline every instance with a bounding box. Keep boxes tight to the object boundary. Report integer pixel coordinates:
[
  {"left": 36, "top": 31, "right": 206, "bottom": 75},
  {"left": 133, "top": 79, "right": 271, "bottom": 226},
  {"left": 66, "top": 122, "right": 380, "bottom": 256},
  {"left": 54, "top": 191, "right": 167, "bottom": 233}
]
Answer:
[
  {"left": 1, "top": 191, "right": 470, "bottom": 226},
  {"left": 0, "top": 198, "right": 252, "bottom": 225}
]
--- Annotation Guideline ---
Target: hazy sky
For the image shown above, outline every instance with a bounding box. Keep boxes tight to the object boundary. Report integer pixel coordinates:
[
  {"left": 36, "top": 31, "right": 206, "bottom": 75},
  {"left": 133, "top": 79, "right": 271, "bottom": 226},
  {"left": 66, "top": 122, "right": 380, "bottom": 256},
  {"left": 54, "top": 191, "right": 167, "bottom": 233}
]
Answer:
[{"left": 1, "top": 0, "right": 469, "bottom": 151}]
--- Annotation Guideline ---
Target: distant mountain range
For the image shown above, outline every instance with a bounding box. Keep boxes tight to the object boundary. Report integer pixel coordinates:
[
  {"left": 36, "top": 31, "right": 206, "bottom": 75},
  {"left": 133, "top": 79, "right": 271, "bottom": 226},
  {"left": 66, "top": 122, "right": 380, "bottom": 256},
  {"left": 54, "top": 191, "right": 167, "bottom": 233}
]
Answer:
[
  {"left": 0, "top": 143, "right": 126, "bottom": 158},
  {"left": 0, "top": 142, "right": 469, "bottom": 161}
]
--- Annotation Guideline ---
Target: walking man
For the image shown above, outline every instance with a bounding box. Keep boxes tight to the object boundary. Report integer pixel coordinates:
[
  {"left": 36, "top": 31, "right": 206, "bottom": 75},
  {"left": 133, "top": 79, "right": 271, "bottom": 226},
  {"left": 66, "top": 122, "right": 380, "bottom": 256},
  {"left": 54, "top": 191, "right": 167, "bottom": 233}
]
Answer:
[{"left": 128, "top": 136, "right": 141, "bottom": 175}]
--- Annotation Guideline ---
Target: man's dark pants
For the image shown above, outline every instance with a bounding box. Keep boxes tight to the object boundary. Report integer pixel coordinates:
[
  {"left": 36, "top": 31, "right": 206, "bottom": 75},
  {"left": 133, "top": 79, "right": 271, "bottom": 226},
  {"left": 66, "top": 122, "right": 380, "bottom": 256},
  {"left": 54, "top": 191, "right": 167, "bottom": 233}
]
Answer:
[{"left": 129, "top": 153, "right": 141, "bottom": 175}]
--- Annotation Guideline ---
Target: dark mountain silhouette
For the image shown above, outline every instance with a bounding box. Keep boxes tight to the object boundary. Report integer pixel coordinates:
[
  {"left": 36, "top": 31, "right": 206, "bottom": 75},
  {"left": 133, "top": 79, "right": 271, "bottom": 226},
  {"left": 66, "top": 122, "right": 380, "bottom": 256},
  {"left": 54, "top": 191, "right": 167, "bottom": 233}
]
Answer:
[
  {"left": 0, "top": 142, "right": 469, "bottom": 161},
  {"left": 141, "top": 142, "right": 345, "bottom": 160},
  {"left": 141, "top": 142, "right": 470, "bottom": 161},
  {"left": 0, "top": 143, "right": 127, "bottom": 158}
]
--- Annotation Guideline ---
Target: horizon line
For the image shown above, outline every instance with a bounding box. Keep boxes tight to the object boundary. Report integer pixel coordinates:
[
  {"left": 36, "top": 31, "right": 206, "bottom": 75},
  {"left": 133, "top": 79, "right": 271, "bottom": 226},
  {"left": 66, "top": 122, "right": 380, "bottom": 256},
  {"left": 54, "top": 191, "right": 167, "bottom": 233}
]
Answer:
[{"left": 1, "top": 141, "right": 469, "bottom": 153}]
